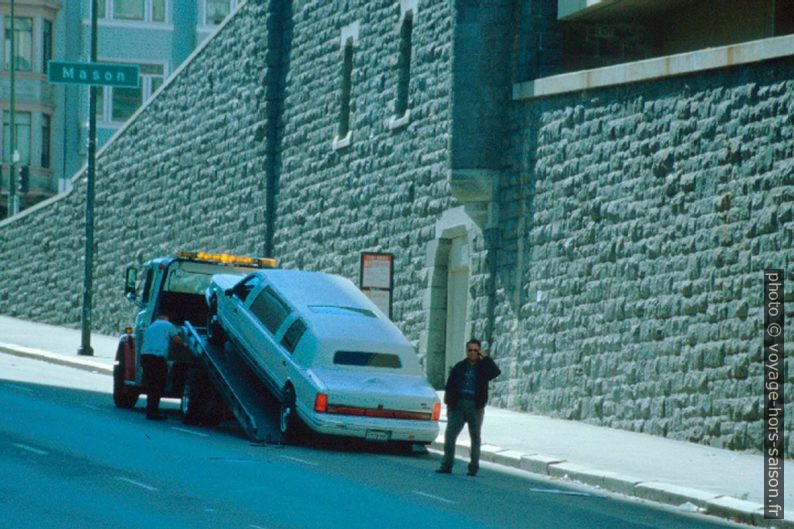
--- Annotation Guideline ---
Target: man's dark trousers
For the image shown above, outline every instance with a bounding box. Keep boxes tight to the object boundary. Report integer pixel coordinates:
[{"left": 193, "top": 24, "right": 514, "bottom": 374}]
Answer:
[
  {"left": 440, "top": 398, "right": 485, "bottom": 474},
  {"left": 141, "top": 354, "right": 167, "bottom": 418}
]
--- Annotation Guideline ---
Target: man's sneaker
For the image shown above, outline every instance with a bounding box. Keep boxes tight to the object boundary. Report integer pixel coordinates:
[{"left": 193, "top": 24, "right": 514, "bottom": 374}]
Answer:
[
  {"left": 435, "top": 467, "right": 451, "bottom": 474},
  {"left": 467, "top": 470, "right": 477, "bottom": 477}
]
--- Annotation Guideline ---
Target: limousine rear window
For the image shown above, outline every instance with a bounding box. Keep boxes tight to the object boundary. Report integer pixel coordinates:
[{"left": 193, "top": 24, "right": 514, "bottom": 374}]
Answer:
[
  {"left": 309, "top": 305, "right": 376, "bottom": 318},
  {"left": 333, "top": 351, "right": 402, "bottom": 368}
]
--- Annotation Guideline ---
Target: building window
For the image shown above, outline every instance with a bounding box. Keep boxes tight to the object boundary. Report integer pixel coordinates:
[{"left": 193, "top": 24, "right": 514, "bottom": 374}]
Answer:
[
  {"left": 4, "top": 17, "right": 33, "bottom": 71},
  {"left": 333, "top": 22, "right": 358, "bottom": 149},
  {"left": 204, "top": 0, "right": 238, "bottom": 26},
  {"left": 42, "top": 20, "right": 52, "bottom": 74},
  {"left": 394, "top": 11, "right": 413, "bottom": 120},
  {"left": 114, "top": 0, "right": 145, "bottom": 20},
  {"left": 98, "top": 62, "right": 164, "bottom": 123},
  {"left": 337, "top": 37, "right": 354, "bottom": 140},
  {"left": 152, "top": 0, "right": 165, "bottom": 22},
  {"left": 96, "top": 0, "right": 168, "bottom": 23},
  {"left": 112, "top": 85, "right": 142, "bottom": 121},
  {"left": 41, "top": 114, "right": 51, "bottom": 168},
  {"left": 3, "top": 111, "right": 31, "bottom": 165}
]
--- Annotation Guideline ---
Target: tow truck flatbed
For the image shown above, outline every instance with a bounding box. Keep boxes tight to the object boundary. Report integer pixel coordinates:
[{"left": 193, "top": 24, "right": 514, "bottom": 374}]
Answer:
[{"left": 182, "top": 321, "right": 277, "bottom": 442}]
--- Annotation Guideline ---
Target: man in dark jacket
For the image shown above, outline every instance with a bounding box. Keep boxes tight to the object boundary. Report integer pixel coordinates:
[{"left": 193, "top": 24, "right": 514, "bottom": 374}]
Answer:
[{"left": 436, "top": 338, "right": 501, "bottom": 476}]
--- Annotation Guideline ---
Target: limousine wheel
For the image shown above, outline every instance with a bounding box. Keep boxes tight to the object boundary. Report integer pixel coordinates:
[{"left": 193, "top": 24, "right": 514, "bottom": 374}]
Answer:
[{"left": 279, "top": 386, "right": 302, "bottom": 442}]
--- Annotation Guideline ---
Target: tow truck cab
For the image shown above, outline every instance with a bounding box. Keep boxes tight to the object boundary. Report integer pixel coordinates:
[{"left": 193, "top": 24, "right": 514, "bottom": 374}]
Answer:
[{"left": 113, "top": 251, "right": 276, "bottom": 409}]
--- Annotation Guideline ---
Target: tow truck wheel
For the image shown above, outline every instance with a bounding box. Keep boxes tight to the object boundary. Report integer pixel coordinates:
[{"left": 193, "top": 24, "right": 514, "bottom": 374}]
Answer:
[
  {"left": 113, "top": 343, "right": 139, "bottom": 409},
  {"left": 279, "top": 386, "right": 303, "bottom": 443},
  {"left": 207, "top": 297, "right": 226, "bottom": 347},
  {"left": 181, "top": 370, "right": 208, "bottom": 425}
]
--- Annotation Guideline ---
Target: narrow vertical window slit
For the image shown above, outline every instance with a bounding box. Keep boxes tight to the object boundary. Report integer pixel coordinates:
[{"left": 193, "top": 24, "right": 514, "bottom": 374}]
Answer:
[
  {"left": 338, "top": 37, "right": 354, "bottom": 139},
  {"left": 395, "top": 12, "right": 413, "bottom": 118}
]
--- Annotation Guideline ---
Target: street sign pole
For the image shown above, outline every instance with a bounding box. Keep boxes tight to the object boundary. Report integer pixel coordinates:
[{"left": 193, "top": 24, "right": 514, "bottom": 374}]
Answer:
[
  {"left": 8, "top": 0, "right": 17, "bottom": 217},
  {"left": 46, "top": 14, "right": 137, "bottom": 356},
  {"left": 78, "top": 0, "right": 98, "bottom": 356}
]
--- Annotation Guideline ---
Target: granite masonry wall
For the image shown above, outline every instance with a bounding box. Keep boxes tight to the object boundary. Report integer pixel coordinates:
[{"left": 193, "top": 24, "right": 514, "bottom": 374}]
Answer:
[
  {"left": 0, "top": 0, "right": 458, "bottom": 361},
  {"left": 272, "top": 0, "right": 456, "bottom": 355},
  {"left": 493, "top": 56, "right": 794, "bottom": 452},
  {"left": 0, "top": 0, "right": 276, "bottom": 333},
  {"left": 0, "top": 0, "right": 791, "bottom": 453}
]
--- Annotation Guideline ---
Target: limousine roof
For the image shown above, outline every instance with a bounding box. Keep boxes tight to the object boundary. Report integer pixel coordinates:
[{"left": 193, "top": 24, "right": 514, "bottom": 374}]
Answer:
[
  {"left": 217, "top": 269, "right": 420, "bottom": 371},
  {"left": 257, "top": 270, "right": 412, "bottom": 350}
]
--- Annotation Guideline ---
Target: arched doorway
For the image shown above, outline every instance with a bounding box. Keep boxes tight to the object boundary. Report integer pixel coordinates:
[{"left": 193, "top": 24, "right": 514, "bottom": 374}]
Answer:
[
  {"left": 444, "top": 235, "right": 469, "bottom": 374},
  {"left": 422, "top": 207, "right": 477, "bottom": 389}
]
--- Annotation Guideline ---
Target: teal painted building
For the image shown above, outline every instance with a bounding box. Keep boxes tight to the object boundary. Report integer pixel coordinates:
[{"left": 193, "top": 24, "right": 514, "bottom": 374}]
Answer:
[{"left": 0, "top": 0, "right": 240, "bottom": 218}]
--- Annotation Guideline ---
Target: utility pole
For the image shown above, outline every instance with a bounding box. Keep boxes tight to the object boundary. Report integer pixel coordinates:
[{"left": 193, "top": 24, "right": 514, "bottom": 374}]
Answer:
[
  {"left": 78, "top": 0, "right": 98, "bottom": 356},
  {"left": 7, "top": 0, "right": 18, "bottom": 217}
]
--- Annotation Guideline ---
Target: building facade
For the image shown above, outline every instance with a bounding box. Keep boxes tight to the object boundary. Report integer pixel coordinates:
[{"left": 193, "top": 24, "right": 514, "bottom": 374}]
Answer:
[
  {"left": 0, "top": 0, "right": 792, "bottom": 453},
  {"left": 0, "top": 0, "right": 239, "bottom": 218}
]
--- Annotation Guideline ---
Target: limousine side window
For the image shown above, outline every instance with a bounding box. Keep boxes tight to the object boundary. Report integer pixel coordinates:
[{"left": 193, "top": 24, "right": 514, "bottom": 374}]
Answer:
[
  {"left": 280, "top": 318, "right": 307, "bottom": 354},
  {"left": 233, "top": 275, "right": 260, "bottom": 302},
  {"left": 249, "top": 286, "right": 291, "bottom": 334}
]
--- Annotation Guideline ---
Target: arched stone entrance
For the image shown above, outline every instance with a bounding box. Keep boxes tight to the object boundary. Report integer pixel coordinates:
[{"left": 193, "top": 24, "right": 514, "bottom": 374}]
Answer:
[{"left": 421, "top": 207, "right": 479, "bottom": 389}]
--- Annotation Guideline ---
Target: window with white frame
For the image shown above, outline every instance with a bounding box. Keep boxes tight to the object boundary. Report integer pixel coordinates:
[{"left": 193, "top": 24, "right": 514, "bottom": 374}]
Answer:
[
  {"left": 95, "top": 0, "right": 167, "bottom": 23},
  {"left": 3, "top": 111, "right": 31, "bottom": 165},
  {"left": 96, "top": 62, "right": 165, "bottom": 123},
  {"left": 204, "top": 0, "right": 239, "bottom": 26},
  {"left": 4, "top": 17, "right": 33, "bottom": 71}
]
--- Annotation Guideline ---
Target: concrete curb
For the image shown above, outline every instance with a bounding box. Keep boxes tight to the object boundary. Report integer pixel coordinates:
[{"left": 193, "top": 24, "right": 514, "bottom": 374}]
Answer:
[
  {"left": 429, "top": 438, "right": 788, "bottom": 528},
  {"left": 0, "top": 342, "right": 113, "bottom": 375}
]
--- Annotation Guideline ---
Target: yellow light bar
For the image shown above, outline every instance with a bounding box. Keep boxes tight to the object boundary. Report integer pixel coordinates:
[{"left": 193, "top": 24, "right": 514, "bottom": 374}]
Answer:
[{"left": 176, "top": 251, "right": 277, "bottom": 268}]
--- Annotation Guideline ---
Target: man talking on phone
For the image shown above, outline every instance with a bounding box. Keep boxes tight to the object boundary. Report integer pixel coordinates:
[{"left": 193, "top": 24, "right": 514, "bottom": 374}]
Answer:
[{"left": 436, "top": 338, "right": 501, "bottom": 476}]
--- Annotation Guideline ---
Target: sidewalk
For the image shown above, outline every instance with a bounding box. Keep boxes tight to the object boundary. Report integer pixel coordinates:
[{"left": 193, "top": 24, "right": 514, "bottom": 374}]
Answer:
[{"left": 0, "top": 314, "right": 788, "bottom": 527}]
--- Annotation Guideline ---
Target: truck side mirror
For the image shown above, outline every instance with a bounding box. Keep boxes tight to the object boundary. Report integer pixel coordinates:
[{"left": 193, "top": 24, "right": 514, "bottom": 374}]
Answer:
[{"left": 124, "top": 267, "right": 138, "bottom": 298}]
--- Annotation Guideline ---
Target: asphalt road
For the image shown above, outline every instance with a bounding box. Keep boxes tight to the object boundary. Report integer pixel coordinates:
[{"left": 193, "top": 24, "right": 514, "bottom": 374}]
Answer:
[{"left": 0, "top": 354, "right": 738, "bottom": 529}]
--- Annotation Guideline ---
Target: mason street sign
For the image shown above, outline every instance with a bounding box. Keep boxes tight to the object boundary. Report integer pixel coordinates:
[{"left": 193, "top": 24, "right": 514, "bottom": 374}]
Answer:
[{"left": 48, "top": 61, "right": 139, "bottom": 88}]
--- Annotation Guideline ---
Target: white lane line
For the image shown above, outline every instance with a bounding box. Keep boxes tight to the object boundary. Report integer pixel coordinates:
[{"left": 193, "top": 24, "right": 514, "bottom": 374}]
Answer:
[
  {"left": 82, "top": 404, "right": 102, "bottom": 411},
  {"left": 13, "top": 443, "right": 48, "bottom": 456},
  {"left": 116, "top": 477, "right": 158, "bottom": 491},
  {"left": 249, "top": 525, "right": 270, "bottom": 529},
  {"left": 279, "top": 455, "right": 319, "bottom": 466},
  {"left": 411, "top": 490, "right": 456, "bottom": 504},
  {"left": 528, "top": 487, "right": 591, "bottom": 497},
  {"left": 171, "top": 427, "right": 210, "bottom": 438},
  {"left": 5, "top": 384, "right": 33, "bottom": 393}
]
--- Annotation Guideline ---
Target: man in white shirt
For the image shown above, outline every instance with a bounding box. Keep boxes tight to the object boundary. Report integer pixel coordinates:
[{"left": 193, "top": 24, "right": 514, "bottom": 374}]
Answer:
[{"left": 140, "top": 311, "right": 183, "bottom": 420}]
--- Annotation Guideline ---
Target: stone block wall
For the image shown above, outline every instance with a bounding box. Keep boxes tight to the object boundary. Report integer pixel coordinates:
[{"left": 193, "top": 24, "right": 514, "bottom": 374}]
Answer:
[
  {"left": 0, "top": 0, "right": 276, "bottom": 335},
  {"left": 0, "top": 0, "right": 790, "bottom": 454},
  {"left": 0, "top": 0, "right": 457, "bottom": 359},
  {"left": 493, "top": 56, "right": 794, "bottom": 452},
  {"left": 274, "top": 0, "right": 456, "bottom": 355}
]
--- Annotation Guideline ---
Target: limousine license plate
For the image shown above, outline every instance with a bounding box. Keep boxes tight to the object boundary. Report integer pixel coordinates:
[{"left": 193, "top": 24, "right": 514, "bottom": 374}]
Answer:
[{"left": 365, "top": 430, "right": 391, "bottom": 442}]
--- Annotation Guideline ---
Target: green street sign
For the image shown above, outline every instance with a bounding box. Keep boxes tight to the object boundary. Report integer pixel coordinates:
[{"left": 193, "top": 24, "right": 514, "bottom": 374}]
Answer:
[{"left": 48, "top": 61, "right": 139, "bottom": 88}]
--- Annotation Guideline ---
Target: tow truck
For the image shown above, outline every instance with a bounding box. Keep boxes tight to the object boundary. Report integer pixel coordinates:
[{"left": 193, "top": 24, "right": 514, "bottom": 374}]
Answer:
[{"left": 114, "top": 251, "right": 282, "bottom": 441}]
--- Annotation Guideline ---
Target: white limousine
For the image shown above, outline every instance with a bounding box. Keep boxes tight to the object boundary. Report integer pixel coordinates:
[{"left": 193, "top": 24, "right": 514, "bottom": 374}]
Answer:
[{"left": 206, "top": 269, "right": 441, "bottom": 445}]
